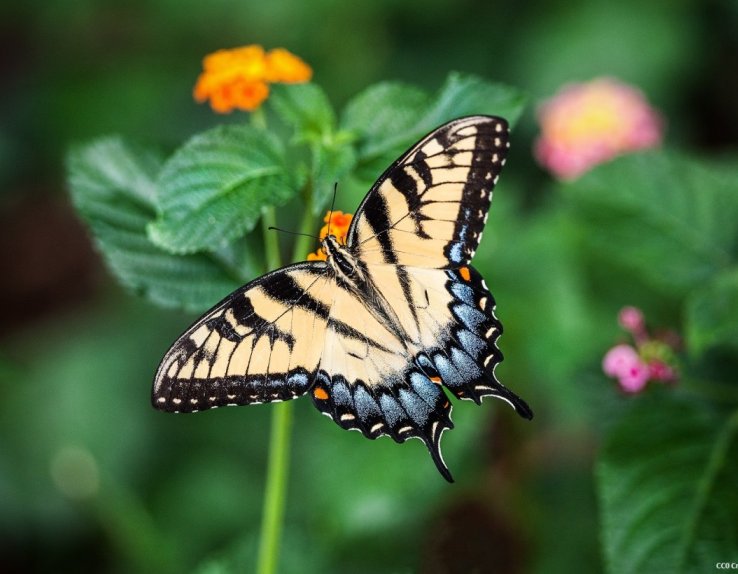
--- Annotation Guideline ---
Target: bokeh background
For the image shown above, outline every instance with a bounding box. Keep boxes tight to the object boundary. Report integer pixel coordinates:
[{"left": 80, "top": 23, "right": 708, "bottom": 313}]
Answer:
[{"left": 2, "top": 1, "right": 737, "bottom": 572}]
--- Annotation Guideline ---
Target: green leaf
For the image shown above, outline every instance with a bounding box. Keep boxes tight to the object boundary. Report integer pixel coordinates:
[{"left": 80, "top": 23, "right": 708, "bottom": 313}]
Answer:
[
  {"left": 149, "top": 125, "right": 294, "bottom": 254},
  {"left": 686, "top": 267, "right": 738, "bottom": 356},
  {"left": 597, "top": 395, "right": 738, "bottom": 574},
  {"left": 561, "top": 151, "right": 738, "bottom": 297},
  {"left": 341, "top": 82, "right": 431, "bottom": 152},
  {"left": 421, "top": 71, "right": 527, "bottom": 131},
  {"left": 269, "top": 83, "right": 336, "bottom": 140},
  {"left": 342, "top": 72, "right": 527, "bottom": 181},
  {"left": 66, "top": 137, "right": 245, "bottom": 311},
  {"left": 310, "top": 140, "right": 357, "bottom": 214}
]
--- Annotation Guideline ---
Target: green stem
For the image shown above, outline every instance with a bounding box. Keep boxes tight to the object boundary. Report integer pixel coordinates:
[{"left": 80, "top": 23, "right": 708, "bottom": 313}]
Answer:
[
  {"left": 256, "top": 206, "right": 289, "bottom": 574},
  {"left": 291, "top": 193, "right": 318, "bottom": 263},
  {"left": 261, "top": 207, "right": 281, "bottom": 274},
  {"left": 256, "top": 401, "right": 294, "bottom": 574},
  {"left": 256, "top": 202, "right": 315, "bottom": 574}
]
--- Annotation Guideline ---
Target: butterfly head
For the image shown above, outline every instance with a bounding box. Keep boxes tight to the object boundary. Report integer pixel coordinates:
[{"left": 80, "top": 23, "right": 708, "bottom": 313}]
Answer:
[{"left": 323, "top": 234, "right": 362, "bottom": 280}]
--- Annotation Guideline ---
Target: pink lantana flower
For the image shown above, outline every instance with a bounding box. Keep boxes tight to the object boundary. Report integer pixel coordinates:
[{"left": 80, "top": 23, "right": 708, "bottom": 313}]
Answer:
[
  {"left": 602, "top": 306, "right": 679, "bottom": 394},
  {"left": 535, "top": 78, "right": 663, "bottom": 180}
]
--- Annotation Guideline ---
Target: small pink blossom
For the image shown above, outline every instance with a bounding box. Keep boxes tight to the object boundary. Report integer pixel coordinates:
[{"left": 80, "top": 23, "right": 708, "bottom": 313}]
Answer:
[
  {"left": 602, "top": 306, "right": 680, "bottom": 395},
  {"left": 535, "top": 77, "right": 663, "bottom": 180},
  {"left": 618, "top": 361, "right": 651, "bottom": 393},
  {"left": 602, "top": 344, "right": 640, "bottom": 378}
]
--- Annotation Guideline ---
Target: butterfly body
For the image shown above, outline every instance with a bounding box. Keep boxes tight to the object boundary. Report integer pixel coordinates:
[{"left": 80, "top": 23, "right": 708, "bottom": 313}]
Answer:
[{"left": 153, "top": 116, "right": 532, "bottom": 482}]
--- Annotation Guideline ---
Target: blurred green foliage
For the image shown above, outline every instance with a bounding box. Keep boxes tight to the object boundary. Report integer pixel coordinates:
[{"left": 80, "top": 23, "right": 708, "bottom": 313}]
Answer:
[{"left": 2, "top": 0, "right": 738, "bottom": 573}]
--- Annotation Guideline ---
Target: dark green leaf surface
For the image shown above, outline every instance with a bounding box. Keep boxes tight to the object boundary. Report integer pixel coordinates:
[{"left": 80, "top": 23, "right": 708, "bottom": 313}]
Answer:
[
  {"left": 686, "top": 267, "right": 738, "bottom": 356},
  {"left": 561, "top": 152, "right": 738, "bottom": 297},
  {"left": 342, "top": 73, "right": 526, "bottom": 182},
  {"left": 67, "top": 137, "right": 243, "bottom": 311},
  {"left": 597, "top": 395, "right": 738, "bottom": 574},
  {"left": 270, "top": 83, "right": 337, "bottom": 139},
  {"left": 149, "top": 125, "right": 294, "bottom": 254}
]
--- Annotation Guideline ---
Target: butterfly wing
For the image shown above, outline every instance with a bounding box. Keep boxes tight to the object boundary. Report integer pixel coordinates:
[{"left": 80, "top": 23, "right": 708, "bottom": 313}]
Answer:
[
  {"left": 153, "top": 262, "right": 334, "bottom": 412},
  {"left": 306, "top": 276, "right": 456, "bottom": 480},
  {"left": 347, "top": 115, "right": 510, "bottom": 268},
  {"left": 315, "top": 116, "right": 532, "bottom": 480}
]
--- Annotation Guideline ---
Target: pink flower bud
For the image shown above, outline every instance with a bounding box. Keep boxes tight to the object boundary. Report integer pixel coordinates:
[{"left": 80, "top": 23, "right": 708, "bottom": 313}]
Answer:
[
  {"left": 648, "top": 361, "right": 676, "bottom": 383},
  {"left": 618, "top": 306, "right": 645, "bottom": 335}
]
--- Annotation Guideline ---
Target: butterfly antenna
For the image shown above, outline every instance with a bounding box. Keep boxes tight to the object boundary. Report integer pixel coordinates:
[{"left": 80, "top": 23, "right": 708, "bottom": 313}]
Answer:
[
  {"left": 327, "top": 181, "right": 339, "bottom": 237},
  {"left": 267, "top": 227, "right": 320, "bottom": 241}
]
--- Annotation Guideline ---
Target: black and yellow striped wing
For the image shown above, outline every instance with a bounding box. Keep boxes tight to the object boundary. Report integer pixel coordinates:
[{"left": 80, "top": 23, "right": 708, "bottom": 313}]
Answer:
[
  {"left": 153, "top": 115, "right": 532, "bottom": 483},
  {"left": 153, "top": 263, "right": 332, "bottom": 411},
  {"left": 348, "top": 115, "right": 510, "bottom": 268}
]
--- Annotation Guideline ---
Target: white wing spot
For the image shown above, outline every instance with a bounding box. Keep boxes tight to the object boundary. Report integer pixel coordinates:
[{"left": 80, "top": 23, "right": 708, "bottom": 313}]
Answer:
[
  {"left": 172, "top": 398, "right": 182, "bottom": 405},
  {"left": 495, "top": 123, "right": 503, "bottom": 133},
  {"left": 340, "top": 413, "right": 356, "bottom": 422},
  {"left": 494, "top": 137, "right": 501, "bottom": 146},
  {"left": 190, "top": 398, "right": 198, "bottom": 405},
  {"left": 398, "top": 426, "right": 413, "bottom": 434},
  {"left": 209, "top": 396, "right": 216, "bottom": 401},
  {"left": 486, "top": 327, "right": 496, "bottom": 338},
  {"left": 157, "top": 397, "right": 166, "bottom": 404},
  {"left": 227, "top": 394, "right": 236, "bottom": 400},
  {"left": 492, "top": 153, "right": 499, "bottom": 163},
  {"left": 371, "top": 422, "right": 384, "bottom": 433},
  {"left": 480, "top": 297, "right": 488, "bottom": 310},
  {"left": 484, "top": 355, "right": 493, "bottom": 366}
]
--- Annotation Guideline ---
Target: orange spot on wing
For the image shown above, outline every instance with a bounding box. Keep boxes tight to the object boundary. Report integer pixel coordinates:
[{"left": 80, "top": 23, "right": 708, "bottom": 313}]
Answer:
[
  {"left": 459, "top": 267, "right": 471, "bottom": 281},
  {"left": 430, "top": 376, "right": 442, "bottom": 384},
  {"left": 313, "top": 387, "right": 329, "bottom": 400},
  {"left": 443, "top": 401, "right": 450, "bottom": 408}
]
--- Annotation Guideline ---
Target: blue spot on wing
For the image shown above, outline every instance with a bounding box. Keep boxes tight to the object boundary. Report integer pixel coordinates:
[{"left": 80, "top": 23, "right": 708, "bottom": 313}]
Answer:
[
  {"left": 379, "top": 394, "right": 404, "bottom": 427},
  {"left": 354, "top": 385, "right": 382, "bottom": 422},
  {"left": 399, "top": 388, "right": 432, "bottom": 426}
]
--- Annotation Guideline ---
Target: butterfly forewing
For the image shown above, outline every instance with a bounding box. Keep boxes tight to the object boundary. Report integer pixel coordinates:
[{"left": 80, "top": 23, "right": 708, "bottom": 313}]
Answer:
[
  {"left": 153, "top": 263, "right": 333, "bottom": 412},
  {"left": 347, "top": 116, "right": 509, "bottom": 268}
]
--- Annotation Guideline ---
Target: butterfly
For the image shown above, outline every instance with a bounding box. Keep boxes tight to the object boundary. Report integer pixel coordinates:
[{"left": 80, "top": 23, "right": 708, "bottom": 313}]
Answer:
[{"left": 152, "top": 115, "right": 533, "bottom": 482}]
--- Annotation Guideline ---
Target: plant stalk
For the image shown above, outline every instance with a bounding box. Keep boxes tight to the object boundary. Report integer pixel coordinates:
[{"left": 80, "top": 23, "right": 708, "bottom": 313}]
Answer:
[{"left": 256, "top": 203, "right": 315, "bottom": 574}]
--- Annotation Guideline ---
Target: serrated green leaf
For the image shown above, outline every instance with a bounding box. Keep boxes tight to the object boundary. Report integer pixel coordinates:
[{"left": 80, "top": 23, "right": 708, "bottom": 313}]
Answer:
[
  {"left": 686, "top": 267, "right": 738, "bottom": 356},
  {"left": 341, "top": 82, "right": 430, "bottom": 148},
  {"left": 66, "top": 137, "right": 246, "bottom": 311},
  {"left": 149, "top": 125, "right": 294, "bottom": 254},
  {"left": 269, "top": 83, "right": 336, "bottom": 140},
  {"left": 597, "top": 395, "right": 738, "bottom": 574},
  {"left": 561, "top": 151, "right": 738, "bottom": 297},
  {"left": 343, "top": 72, "right": 526, "bottom": 181},
  {"left": 422, "top": 71, "right": 527, "bottom": 130}
]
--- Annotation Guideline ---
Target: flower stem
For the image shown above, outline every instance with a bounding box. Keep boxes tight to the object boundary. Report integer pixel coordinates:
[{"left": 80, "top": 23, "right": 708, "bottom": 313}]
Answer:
[
  {"left": 256, "top": 206, "right": 291, "bottom": 574},
  {"left": 256, "top": 204, "right": 315, "bottom": 574}
]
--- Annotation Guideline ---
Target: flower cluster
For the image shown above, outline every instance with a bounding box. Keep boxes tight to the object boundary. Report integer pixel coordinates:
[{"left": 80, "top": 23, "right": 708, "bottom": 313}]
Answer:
[
  {"left": 307, "top": 211, "right": 353, "bottom": 261},
  {"left": 194, "top": 45, "right": 312, "bottom": 113},
  {"left": 602, "top": 306, "right": 679, "bottom": 394},
  {"left": 535, "top": 78, "right": 663, "bottom": 180}
]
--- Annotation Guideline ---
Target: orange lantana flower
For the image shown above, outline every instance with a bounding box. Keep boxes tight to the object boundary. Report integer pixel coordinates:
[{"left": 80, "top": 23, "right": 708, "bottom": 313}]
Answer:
[
  {"left": 194, "top": 45, "right": 312, "bottom": 114},
  {"left": 307, "top": 211, "right": 354, "bottom": 261}
]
